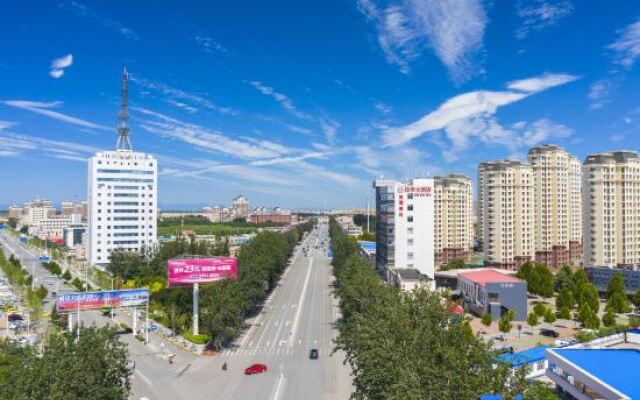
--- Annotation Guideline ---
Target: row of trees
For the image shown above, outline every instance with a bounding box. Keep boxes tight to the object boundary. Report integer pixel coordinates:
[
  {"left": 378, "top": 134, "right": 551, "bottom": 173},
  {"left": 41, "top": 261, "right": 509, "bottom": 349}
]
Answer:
[
  {"left": 107, "top": 221, "right": 315, "bottom": 347},
  {"left": 329, "top": 218, "right": 555, "bottom": 399},
  {"left": 0, "top": 326, "right": 131, "bottom": 400}
]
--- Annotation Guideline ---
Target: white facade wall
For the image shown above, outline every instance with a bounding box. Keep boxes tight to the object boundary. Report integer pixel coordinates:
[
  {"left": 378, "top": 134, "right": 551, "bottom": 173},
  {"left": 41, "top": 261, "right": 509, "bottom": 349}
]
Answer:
[
  {"left": 88, "top": 150, "right": 157, "bottom": 266},
  {"left": 375, "top": 178, "right": 434, "bottom": 286}
]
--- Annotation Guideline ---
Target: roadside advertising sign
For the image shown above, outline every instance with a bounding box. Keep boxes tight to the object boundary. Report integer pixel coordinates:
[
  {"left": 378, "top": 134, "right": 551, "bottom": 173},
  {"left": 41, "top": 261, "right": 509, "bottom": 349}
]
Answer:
[
  {"left": 167, "top": 257, "right": 238, "bottom": 285},
  {"left": 56, "top": 288, "right": 149, "bottom": 313}
]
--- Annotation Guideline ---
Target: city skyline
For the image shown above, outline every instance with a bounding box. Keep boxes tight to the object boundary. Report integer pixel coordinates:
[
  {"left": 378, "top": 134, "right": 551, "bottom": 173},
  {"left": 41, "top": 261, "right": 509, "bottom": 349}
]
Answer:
[{"left": 1, "top": 2, "right": 640, "bottom": 208}]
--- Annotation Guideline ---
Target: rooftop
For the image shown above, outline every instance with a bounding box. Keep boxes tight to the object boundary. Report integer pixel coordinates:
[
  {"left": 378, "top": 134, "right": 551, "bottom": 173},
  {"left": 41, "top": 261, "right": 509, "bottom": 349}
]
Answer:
[
  {"left": 358, "top": 241, "right": 376, "bottom": 254},
  {"left": 497, "top": 345, "right": 548, "bottom": 368},
  {"left": 458, "top": 269, "right": 521, "bottom": 285},
  {"left": 395, "top": 268, "right": 423, "bottom": 280},
  {"left": 551, "top": 348, "right": 640, "bottom": 399}
]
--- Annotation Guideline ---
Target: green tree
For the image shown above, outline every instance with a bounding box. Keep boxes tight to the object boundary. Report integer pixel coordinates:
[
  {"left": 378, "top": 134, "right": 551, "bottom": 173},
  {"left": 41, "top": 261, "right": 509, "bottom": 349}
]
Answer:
[
  {"left": 61, "top": 270, "right": 72, "bottom": 281},
  {"left": 543, "top": 308, "right": 556, "bottom": 324},
  {"left": 578, "top": 303, "right": 600, "bottom": 330},
  {"left": 555, "top": 265, "right": 574, "bottom": 292},
  {"left": 605, "top": 272, "right": 631, "bottom": 313},
  {"left": 0, "top": 326, "right": 131, "bottom": 400},
  {"left": 556, "top": 285, "right": 576, "bottom": 310},
  {"left": 633, "top": 289, "right": 640, "bottom": 308},
  {"left": 481, "top": 313, "right": 492, "bottom": 327},
  {"left": 580, "top": 283, "right": 600, "bottom": 314},
  {"left": 602, "top": 310, "right": 616, "bottom": 327},
  {"left": 440, "top": 258, "right": 466, "bottom": 271},
  {"left": 533, "top": 263, "right": 555, "bottom": 298},
  {"left": 558, "top": 306, "right": 571, "bottom": 320},
  {"left": 498, "top": 314, "right": 513, "bottom": 334},
  {"left": 572, "top": 269, "right": 590, "bottom": 304},
  {"left": 527, "top": 312, "right": 539, "bottom": 327},
  {"left": 533, "top": 302, "right": 547, "bottom": 317}
]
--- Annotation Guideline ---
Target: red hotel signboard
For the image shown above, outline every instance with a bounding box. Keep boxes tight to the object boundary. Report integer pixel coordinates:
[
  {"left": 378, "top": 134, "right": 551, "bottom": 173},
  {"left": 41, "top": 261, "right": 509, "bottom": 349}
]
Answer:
[{"left": 167, "top": 257, "right": 238, "bottom": 285}]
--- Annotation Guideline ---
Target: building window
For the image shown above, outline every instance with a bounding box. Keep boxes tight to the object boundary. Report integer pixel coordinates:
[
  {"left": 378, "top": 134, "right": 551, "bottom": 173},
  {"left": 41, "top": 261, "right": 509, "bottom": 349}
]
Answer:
[
  {"left": 407, "top": 205, "right": 413, "bottom": 211},
  {"left": 407, "top": 216, "right": 413, "bottom": 222},
  {"left": 407, "top": 252, "right": 414, "bottom": 260}
]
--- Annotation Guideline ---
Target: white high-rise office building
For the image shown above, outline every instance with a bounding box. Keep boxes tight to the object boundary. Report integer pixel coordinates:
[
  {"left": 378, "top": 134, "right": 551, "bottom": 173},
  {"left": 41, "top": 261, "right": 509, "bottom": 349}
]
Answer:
[
  {"left": 374, "top": 178, "right": 435, "bottom": 288},
  {"left": 87, "top": 69, "right": 158, "bottom": 267},
  {"left": 583, "top": 151, "right": 640, "bottom": 268},
  {"left": 528, "top": 145, "right": 582, "bottom": 268}
]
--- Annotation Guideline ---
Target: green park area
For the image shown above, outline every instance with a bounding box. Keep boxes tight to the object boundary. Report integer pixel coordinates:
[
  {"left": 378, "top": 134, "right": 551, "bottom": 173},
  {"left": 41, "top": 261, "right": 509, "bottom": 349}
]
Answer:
[{"left": 157, "top": 215, "right": 285, "bottom": 236}]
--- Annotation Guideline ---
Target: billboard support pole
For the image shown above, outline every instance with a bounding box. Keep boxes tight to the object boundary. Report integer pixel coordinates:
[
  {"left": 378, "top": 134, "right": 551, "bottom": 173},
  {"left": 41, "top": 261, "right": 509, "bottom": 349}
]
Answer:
[
  {"left": 145, "top": 302, "right": 149, "bottom": 344},
  {"left": 68, "top": 313, "right": 73, "bottom": 333},
  {"left": 133, "top": 308, "right": 137, "bottom": 336},
  {"left": 193, "top": 283, "right": 199, "bottom": 336}
]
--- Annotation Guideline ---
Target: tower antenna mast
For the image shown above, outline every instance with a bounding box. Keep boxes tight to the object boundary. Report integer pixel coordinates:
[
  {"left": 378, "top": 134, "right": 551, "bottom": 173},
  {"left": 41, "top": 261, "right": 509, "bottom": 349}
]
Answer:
[{"left": 116, "top": 67, "right": 133, "bottom": 151}]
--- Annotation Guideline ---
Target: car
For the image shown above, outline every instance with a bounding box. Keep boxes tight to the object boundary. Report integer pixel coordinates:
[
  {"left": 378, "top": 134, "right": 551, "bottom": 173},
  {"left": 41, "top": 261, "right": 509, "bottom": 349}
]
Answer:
[
  {"left": 8, "top": 313, "right": 23, "bottom": 322},
  {"left": 540, "top": 328, "right": 559, "bottom": 338},
  {"left": 309, "top": 349, "right": 319, "bottom": 359},
  {"left": 496, "top": 346, "right": 514, "bottom": 355},
  {"left": 245, "top": 363, "right": 268, "bottom": 375}
]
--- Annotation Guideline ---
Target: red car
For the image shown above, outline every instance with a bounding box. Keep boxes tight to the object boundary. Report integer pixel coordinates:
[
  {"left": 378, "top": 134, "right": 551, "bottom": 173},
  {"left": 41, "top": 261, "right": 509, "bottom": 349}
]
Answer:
[{"left": 244, "top": 363, "right": 268, "bottom": 375}]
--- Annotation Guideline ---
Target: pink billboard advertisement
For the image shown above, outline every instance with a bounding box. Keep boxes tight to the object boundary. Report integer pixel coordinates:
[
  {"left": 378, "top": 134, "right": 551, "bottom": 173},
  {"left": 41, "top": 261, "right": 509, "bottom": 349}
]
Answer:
[{"left": 168, "top": 257, "right": 238, "bottom": 285}]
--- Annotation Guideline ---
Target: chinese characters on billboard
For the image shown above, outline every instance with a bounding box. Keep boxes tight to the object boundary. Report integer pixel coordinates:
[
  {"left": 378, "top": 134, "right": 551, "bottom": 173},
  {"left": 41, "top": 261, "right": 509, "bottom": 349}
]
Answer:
[
  {"left": 167, "top": 257, "right": 238, "bottom": 285},
  {"left": 56, "top": 289, "right": 149, "bottom": 313}
]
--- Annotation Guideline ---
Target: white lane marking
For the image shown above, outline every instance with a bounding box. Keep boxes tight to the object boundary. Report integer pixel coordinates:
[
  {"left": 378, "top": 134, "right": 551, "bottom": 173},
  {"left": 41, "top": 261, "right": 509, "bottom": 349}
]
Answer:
[
  {"left": 135, "top": 369, "right": 152, "bottom": 386},
  {"left": 254, "top": 319, "right": 272, "bottom": 348},
  {"left": 289, "top": 257, "right": 313, "bottom": 346},
  {"left": 273, "top": 370, "right": 285, "bottom": 400}
]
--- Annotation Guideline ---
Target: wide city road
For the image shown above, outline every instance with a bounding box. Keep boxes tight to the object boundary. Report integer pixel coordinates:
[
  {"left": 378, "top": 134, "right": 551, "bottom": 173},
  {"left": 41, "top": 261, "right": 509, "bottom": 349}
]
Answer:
[{"left": 1, "top": 223, "right": 353, "bottom": 400}]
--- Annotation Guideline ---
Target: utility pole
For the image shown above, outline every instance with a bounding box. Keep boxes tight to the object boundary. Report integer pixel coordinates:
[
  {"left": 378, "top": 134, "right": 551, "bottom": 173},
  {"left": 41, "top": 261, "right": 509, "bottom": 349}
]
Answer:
[
  {"left": 366, "top": 191, "right": 371, "bottom": 233},
  {"left": 193, "top": 283, "right": 199, "bottom": 335}
]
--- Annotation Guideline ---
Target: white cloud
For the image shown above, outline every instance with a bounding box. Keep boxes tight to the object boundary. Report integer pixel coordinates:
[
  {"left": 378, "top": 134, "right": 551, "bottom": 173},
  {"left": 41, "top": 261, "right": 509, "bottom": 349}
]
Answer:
[
  {"left": 284, "top": 124, "right": 314, "bottom": 136},
  {"left": 356, "top": 0, "right": 488, "bottom": 82},
  {"left": 130, "top": 76, "right": 238, "bottom": 116},
  {"left": 191, "top": 35, "right": 227, "bottom": 54},
  {"left": 2, "top": 100, "right": 111, "bottom": 131},
  {"left": 611, "top": 133, "right": 625, "bottom": 142},
  {"left": 383, "top": 72, "right": 579, "bottom": 147},
  {"left": 319, "top": 117, "right": 340, "bottom": 144},
  {"left": 507, "top": 73, "right": 579, "bottom": 93},
  {"left": 0, "top": 129, "right": 99, "bottom": 160},
  {"left": 49, "top": 54, "right": 73, "bottom": 79},
  {"left": 515, "top": 0, "right": 574, "bottom": 39},
  {"left": 59, "top": 1, "right": 138, "bottom": 39},
  {"left": 608, "top": 18, "right": 640, "bottom": 68},
  {"left": 374, "top": 101, "right": 393, "bottom": 114},
  {"left": 588, "top": 79, "right": 614, "bottom": 110},
  {"left": 249, "top": 81, "right": 313, "bottom": 121},
  {"left": 133, "top": 107, "right": 297, "bottom": 160},
  {"left": 164, "top": 99, "right": 198, "bottom": 114}
]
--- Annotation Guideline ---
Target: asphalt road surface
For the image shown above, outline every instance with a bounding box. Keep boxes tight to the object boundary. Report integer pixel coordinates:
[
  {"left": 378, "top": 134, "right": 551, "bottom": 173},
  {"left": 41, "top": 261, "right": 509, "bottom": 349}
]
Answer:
[{"left": 0, "top": 223, "right": 353, "bottom": 400}]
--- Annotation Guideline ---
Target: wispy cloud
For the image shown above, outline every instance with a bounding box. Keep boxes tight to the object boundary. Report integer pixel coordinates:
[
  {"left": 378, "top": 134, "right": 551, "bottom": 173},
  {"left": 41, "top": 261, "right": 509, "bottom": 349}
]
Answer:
[
  {"left": 587, "top": 18, "right": 640, "bottom": 109},
  {"left": 608, "top": 18, "right": 640, "bottom": 68},
  {"left": 0, "top": 127, "right": 99, "bottom": 161},
  {"left": 283, "top": 124, "right": 314, "bottom": 136},
  {"left": 588, "top": 79, "right": 615, "bottom": 110},
  {"left": 383, "top": 72, "right": 579, "bottom": 147},
  {"left": 49, "top": 54, "right": 73, "bottom": 79},
  {"left": 515, "top": 0, "right": 574, "bottom": 39},
  {"left": 130, "top": 75, "right": 238, "bottom": 116},
  {"left": 58, "top": 1, "right": 138, "bottom": 39},
  {"left": 249, "top": 81, "right": 313, "bottom": 121},
  {"left": 133, "top": 107, "right": 295, "bottom": 160},
  {"left": 356, "top": 0, "right": 488, "bottom": 83},
  {"left": 319, "top": 117, "right": 340, "bottom": 144},
  {"left": 2, "top": 100, "right": 111, "bottom": 131},
  {"left": 190, "top": 35, "right": 227, "bottom": 54}
]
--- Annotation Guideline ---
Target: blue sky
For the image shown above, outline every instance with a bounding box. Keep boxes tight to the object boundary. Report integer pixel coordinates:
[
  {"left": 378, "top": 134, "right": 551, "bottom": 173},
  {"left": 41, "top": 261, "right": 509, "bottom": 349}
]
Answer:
[{"left": 1, "top": 1, "right": 639, "bottom": 210}]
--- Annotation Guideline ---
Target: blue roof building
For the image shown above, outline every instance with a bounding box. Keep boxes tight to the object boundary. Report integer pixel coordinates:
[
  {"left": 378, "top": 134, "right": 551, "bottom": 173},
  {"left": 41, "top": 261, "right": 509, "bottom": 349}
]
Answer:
[
  {"left": 497, "top": 345, "right": 549, "bottom": 379},
  {"left": 358, "top": 240, "right": 376, "bottom": 268},
  {"left": 546, "top": 330, "right": 640, "bottom": 400}
]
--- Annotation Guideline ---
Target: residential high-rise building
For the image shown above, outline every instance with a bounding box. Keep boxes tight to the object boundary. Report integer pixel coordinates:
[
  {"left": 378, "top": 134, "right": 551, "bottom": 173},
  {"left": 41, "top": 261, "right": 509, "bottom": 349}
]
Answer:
[
  {"left": 528, "top": 145, "right": 582, "bottom": 268},
  {"left": 373, "top": 178, "right": 435, "bottom": 287},
  {"left": 478, "top": 160, "right": 534, "bottom": 270},
  {"left": 87, "top": 69, "right": 158, "bottom": 267},
  {"left": 61, "top": 200, "right": 75, "bottom": 216},
  {"left": 434, "top": 174, "right": 474, "bottom": 265},
  {"left": 232, "top": 195, "right": 249, "bottom": 219},
  {"left": 583, "top": 151, "right": 640, "bottom": 268}
]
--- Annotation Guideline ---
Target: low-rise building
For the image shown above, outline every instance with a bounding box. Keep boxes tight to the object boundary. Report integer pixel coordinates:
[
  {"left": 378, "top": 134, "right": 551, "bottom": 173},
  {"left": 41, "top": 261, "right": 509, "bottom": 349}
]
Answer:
[
  {"left": 358, "top": 241, "right": 376, "bottom": 268},
  {"left": 63, "top": 223, "right": 87, "bottom": 249},
  {"left": 546, "top": 330, "right": 640, "bottom": 400},
  {"left": 389, "top": 268, "right": 428, "bottom": 292},
  {"left": 30, "top": 215, "right": 72, "bottom": 239},
  {"left": 585, "top": 266, "right": 640, "bottom": 295},
  {"left": 497, "top": 345, "right": 549, "bottom": 380},
  {"left": 457, "top": 269, "right": 527, "bottom": 320}
]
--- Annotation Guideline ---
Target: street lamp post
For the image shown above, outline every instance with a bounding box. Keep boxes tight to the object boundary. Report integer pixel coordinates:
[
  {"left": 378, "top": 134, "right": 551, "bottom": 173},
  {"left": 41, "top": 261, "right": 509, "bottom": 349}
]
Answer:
[{"left": 110, "top": 278, "right": 115, "bottom": 320}]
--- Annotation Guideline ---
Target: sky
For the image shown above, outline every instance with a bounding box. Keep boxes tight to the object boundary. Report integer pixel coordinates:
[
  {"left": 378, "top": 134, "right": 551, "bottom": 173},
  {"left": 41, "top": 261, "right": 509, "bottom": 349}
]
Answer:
[{"left": 1, "top": 1, "right": 640, "bottom": 210}]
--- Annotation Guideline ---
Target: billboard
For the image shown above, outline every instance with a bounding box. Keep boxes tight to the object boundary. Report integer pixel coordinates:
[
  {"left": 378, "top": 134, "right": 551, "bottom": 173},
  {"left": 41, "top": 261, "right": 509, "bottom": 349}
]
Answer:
[
  {"left": 168, "top": 257, "right": 237, "bottom": 285},
  {"left": 56, "top": 289, "right": 149, "bottom": 313}
]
